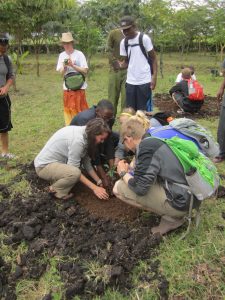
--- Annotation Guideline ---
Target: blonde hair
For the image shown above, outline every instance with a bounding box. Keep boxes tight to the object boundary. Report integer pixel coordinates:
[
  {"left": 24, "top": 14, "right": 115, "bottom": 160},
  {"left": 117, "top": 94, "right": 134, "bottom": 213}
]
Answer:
[
  {"left": 120, "top": 118, "right": 146, "bottom": 140},
  {"left": 119, "top": 107, "right": 136, "bottom": 118},
  {"left": 130, "top": 110, "right": 150, "bottom": 131}
]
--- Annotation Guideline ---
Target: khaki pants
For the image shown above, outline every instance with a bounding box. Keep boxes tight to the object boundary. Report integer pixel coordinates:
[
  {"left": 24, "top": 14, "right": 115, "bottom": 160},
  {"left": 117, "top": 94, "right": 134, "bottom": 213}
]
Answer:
[
  {"left": 36, "top": 162, "right": 81, "bottom": 198},
  {"left": 108, "top": 69, "right": 126, "bottom": 116},
  {"left": 113, "top": 180, "right": 186, "bottom": 219}
]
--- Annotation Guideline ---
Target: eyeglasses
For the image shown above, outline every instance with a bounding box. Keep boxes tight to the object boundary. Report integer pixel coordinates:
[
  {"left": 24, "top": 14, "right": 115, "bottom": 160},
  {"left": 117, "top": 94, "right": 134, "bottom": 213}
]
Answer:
[
  {"left": 122, "top": 137, "right": 128, "bottom": 144},
  {"left": 0, "top": 38, "right": 9, "bottom": 45}
]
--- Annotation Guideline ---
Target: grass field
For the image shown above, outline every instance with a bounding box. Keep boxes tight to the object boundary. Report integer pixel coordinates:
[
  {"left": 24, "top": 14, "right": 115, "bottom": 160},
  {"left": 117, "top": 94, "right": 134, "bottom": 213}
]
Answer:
[{"left": 1, "top": 52, "right": 225, "bottom": 299}]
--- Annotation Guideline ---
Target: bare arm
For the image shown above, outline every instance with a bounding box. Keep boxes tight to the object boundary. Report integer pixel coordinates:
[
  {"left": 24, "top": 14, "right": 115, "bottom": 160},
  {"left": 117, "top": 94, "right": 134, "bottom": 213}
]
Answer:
[
  {"left": 80, "top": 173, "right": 109, "bottom": 200},
  {"left": 217, "top": 78, "right": 225, "bottom": 102},
  {"left": 0, "top": 78, "right": 13, "bottom": 95},
  {"left": 67, "top": 59, "right": 88, "bottom": 76},
  {"left": 148, "top": 49, "right": 158, "bottom": 90}
]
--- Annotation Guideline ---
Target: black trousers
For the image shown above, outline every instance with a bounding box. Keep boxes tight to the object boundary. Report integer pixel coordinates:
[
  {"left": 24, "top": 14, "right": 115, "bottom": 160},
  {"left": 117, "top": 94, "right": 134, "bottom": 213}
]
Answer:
[
  {"left": 217, "top": 103, "right": 225, "bottom": 157},
  {"left": 0, "top": 94, "right": 13, "bottom": 133},
  {"left": 125, "top": 82, "right": 152, "bottom": 111}
]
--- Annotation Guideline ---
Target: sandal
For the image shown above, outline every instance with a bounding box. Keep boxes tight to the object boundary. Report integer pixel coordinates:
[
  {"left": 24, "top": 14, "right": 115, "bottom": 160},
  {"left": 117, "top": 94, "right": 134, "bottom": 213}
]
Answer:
[
  {"left": 1, "top": 153, "right": 16, "bottom": 159},
  {"left": 45, "top": 187, "right": 74, "bottom": 200}
]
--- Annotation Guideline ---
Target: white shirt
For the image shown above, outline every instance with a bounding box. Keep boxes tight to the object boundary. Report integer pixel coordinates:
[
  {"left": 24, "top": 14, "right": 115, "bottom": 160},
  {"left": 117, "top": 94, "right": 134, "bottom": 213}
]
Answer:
[
  {"left": 120, "top": 32, "right": 153, "bottom": 85},
  {"left": 34, "top": 126, "right": 93, "bottom": 171},
  {"left": 175, "top": 73, "right": 196, "bottom": 83},
  {"left": 56, "top": 50, "right": 88, "bottom": 90}
]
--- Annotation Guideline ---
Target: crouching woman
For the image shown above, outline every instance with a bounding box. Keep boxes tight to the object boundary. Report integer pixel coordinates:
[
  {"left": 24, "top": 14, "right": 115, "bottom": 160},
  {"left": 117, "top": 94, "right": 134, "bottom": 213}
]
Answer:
[
  {"left": 113, "top": 118, "right": 200, "bottom": 235},
  {"left": 34, "top": 118, "right": 110, "bottom": 200}
]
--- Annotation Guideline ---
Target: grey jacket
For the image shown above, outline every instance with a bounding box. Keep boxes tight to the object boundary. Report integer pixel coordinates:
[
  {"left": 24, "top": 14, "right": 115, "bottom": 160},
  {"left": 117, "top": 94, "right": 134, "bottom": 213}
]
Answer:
[
  {"left": 34, "top": 126, "right": 93, "bottom": 171},
  {"left": 128, "top": 136, "right": 197, "bottom": 211}
]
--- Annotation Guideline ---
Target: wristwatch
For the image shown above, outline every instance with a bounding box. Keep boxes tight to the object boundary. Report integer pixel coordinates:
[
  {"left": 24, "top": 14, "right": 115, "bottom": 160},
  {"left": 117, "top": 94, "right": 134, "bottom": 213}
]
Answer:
[{"left": 119, "top": 170, "right": 127, "bottom": 179}]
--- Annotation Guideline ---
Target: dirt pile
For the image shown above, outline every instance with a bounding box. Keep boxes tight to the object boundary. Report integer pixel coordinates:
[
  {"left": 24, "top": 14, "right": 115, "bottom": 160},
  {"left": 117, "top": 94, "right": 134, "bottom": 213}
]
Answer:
[
  {"left": 154, "top": 93, "right": 219, "bottom": 118},
  {"left": 0, "top": 164, "right": 168, "bottom": 299}
]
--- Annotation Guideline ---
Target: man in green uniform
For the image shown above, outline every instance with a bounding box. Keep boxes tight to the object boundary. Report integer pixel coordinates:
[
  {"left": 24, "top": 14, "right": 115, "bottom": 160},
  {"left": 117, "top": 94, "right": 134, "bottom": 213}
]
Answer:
[{"left": 107, "top": 28, "right": 127, "bottom": 116}]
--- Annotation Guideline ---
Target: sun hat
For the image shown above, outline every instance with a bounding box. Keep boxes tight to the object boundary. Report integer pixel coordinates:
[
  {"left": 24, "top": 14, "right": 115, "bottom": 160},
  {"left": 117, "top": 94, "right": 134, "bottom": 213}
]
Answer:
[
  {"left": 119, "top": 16, "right": 135, "bottom": 30},
  {"left": 61, "top": 32, "right": 74, "bottom": 43}
]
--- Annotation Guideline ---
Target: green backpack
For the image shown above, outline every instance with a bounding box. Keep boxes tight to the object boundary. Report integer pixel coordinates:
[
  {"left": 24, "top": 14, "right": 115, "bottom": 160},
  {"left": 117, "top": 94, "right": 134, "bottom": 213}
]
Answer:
[
  {"left": 64, "top": 72, "right": 85, "bottom": 91},
  {"left": 163, "top": 137, "right": 219, "bottom": 201}
]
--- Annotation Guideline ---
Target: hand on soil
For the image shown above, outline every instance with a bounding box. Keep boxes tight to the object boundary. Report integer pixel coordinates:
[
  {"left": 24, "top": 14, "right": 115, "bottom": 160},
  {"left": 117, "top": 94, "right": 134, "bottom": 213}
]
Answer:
[{"left": 93, "top": 186, "right": 109, "bottom": 200}]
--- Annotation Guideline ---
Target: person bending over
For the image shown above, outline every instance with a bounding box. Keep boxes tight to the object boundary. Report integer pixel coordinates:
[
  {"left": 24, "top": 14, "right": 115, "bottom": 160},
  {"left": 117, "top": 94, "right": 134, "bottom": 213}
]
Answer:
[
  {"left": 113, "top": 118, "right": 201, "bottom": 235},
  {"left": 34, "top": 118, "right": 110, "bottom": 200},
  {"left": 70, "top": 99, "right": 119, "bottom": 188},
  {"left": 170, "top": 68, "right": 203, "bottom": 114}
]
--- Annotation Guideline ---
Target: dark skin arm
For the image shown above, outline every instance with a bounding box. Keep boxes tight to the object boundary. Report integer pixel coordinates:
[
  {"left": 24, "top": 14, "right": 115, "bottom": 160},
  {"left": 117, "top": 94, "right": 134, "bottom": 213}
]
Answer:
[
  {"left": 148, "top": 49, "right": 158, "bottom": 90},
  {"left": 217, "top": 78, "right": 225, "bottom": 102}
]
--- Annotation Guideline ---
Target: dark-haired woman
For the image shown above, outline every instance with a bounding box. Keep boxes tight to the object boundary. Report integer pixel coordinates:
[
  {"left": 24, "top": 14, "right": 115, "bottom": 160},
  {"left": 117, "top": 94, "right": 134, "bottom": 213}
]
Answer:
[{"left": 34, "top": 119, "right": 110, "bottom": 200}]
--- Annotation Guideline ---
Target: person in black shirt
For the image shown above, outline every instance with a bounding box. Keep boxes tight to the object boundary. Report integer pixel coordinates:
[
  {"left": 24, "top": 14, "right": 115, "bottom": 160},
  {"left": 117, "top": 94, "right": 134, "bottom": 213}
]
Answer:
[{"left": 169, "top": 68, "right": 203, "bottom": 114}]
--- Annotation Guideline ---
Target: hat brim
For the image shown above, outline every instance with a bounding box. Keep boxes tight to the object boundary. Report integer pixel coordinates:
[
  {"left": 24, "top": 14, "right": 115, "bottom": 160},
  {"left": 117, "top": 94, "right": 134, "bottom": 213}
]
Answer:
[
  {"left": 60, "top": 39, "right": 74, "bottom": 43},
  {"left": 119, "top": 24, "right": 133, "bottom": 30}
]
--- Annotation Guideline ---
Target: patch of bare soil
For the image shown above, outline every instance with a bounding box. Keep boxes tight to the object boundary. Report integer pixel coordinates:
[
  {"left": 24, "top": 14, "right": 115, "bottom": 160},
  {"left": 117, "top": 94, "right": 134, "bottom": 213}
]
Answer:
[
  {"left": 154, "top": 93, "right": 220, "bottom": 119},
  {"left": 0, "top": 164, "right": 168, "bottom": 300}
]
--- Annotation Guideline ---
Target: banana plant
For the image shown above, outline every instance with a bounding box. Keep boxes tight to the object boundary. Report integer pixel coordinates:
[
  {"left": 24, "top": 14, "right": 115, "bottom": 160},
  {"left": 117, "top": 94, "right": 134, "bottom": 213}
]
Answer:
[{"left": 11, "top": 51, "right": 29, "bottom": 75}]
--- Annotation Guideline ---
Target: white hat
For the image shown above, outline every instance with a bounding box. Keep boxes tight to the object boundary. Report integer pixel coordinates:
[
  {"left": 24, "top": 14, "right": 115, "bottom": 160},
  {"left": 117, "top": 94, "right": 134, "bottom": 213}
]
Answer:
[{"left": 61, "top": 32, "right": 74, "bottom": 43}]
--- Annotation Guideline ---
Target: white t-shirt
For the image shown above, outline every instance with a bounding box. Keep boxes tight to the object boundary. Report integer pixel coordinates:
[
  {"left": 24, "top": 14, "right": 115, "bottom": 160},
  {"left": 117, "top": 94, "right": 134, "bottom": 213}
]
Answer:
[
  {"left": 120, "top": 32, "right": 153, "bottom": 85},
  {"left": 175, "top": 72, "right": 196, "bottom": 83},
  {"left": 56, "top": 50, "right": 88, "bottom": 90}
]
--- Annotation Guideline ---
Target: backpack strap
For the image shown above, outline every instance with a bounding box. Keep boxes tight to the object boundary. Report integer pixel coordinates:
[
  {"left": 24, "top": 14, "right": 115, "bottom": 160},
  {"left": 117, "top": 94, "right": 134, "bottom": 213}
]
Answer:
[
  {"left": 125, "top": 32, "right": 152, "bottom": 69},
  {"left": 139, "top": 32, "right": 153, "bottom": 75},
  {"left": 139, "top": 32, "right": 149, "bottom": 62},
  {"left": 3, "top": 55, "right": 10, "bottom": 81},
  {"left": 124, "top": 36, "right": 140, "bottom": 63}
]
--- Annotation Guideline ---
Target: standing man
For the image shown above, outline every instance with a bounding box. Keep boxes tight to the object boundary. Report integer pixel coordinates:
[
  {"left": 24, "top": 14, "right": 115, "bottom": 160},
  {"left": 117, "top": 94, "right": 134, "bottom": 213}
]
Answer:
[
  {"left": 56, "top": 32, "right": 89, "bottom": 126},
  {"left": 119, "top": 16, "right": 158, "bottom": 111},
  {"left": 0, "top": 33, "right": 15, "bottom": 159},
  {"left": 107, "top": 27, "right": 127, "bottom": 116},
  {"left": 214, "top": 59, "right": 225, "bottom": 163}
]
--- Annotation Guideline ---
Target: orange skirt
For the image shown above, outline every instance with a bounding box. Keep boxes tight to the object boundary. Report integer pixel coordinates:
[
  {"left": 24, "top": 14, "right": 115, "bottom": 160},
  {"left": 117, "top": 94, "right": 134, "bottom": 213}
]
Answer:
[{"left": 63, "top": 89, "right": 89, "bottom": 125}]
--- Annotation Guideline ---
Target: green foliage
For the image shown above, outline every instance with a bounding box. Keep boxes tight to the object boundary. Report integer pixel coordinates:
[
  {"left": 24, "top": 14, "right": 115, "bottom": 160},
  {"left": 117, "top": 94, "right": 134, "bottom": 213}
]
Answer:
[{"left": 11, "top": 51, "right": 29, "bottom": 75}]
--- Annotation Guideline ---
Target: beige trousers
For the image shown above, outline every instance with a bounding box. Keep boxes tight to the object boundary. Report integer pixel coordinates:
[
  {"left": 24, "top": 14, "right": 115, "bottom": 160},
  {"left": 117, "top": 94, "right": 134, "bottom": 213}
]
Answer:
[
  {"left": 36, "top": 162, "right": 81, "bottom": 198},
  {"left": 113, "top": 180, "right": 186, "bottom": 219}
]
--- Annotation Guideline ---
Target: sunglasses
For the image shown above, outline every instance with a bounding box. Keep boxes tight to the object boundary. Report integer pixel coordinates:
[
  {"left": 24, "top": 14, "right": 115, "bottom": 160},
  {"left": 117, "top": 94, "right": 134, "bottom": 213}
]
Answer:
[
  {"left": 0, "top": 38, "right": 9, "bottom": 45},
  {"left": 122, "top": 136, "right": 128, "bottom": 144}
]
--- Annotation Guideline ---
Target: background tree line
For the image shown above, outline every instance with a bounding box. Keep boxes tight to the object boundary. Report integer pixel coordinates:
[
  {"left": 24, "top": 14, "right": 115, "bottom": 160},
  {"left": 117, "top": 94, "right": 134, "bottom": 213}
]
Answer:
[{"left": 0, "top": 0, "right": 224, "bottom": 76}]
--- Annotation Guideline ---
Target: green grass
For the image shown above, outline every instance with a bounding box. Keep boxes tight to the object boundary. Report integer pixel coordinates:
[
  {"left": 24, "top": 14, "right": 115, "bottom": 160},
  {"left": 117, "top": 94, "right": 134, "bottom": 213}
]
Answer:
[{"left": 1, "top": 52, "right": 225, "bottom": 299}]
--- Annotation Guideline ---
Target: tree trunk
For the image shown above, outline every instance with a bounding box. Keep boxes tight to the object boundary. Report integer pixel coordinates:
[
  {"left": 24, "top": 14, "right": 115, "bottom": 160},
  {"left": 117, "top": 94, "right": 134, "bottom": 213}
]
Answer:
[
  {"left": 220, "top": 43, "right": 225, "bottom": 61},
  {"left": 35, "top": 45, "right": 40, "bottom": 77},
  {"left": 160, "top": 45, "right": 163, "bottom": 79}
]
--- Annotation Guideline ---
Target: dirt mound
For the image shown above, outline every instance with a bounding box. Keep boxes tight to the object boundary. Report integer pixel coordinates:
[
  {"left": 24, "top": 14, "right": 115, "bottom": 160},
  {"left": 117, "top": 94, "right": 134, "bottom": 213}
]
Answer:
[
  {"left": 154, "top": 93, "right": 219, "bottom": 118},
  {"left": 0, "top": 164, "right": 168, "bottom": 299}
]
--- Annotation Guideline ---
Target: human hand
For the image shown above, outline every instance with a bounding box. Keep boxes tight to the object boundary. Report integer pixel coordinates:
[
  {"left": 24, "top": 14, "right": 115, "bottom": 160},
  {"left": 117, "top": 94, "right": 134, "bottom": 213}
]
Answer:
[
  {"left": 119, "top": 60, "right": 128, "bottom": 69},
  {"left": 216, "top": 87, "right": 224, "bottom": 102},
  {"left": 0, "top": 85, "right": 9, "bottom": 96},
  {"left": 67, "top": 58, "right": 74, "bottom": 67},
  {"left": 150, "top": 77, "right": 157, "bottom": 90},
  {"left": 93, "top": 186, "right": 109, "bottom": 200},
  {"left": 112, "top": 60, "right": 120, "bottom": 71},
  {"left": 117, "top": 160, "right": 129, "bottom": 174}
]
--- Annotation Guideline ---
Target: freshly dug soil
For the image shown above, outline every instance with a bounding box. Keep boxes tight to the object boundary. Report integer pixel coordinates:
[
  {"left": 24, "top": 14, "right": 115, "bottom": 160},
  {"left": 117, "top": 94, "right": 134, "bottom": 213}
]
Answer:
[
  {"left": 154, "top": 93, "right": 220, "bottom": 118},
  {"left": 0, "top": 163, "right": 169, "bottom": 300}
]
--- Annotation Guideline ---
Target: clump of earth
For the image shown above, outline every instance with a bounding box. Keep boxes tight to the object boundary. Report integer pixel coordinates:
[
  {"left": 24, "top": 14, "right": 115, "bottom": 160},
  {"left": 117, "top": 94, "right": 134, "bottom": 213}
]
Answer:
[{"left": 0, "top": 163, "right": 169, "bottom": 300}]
